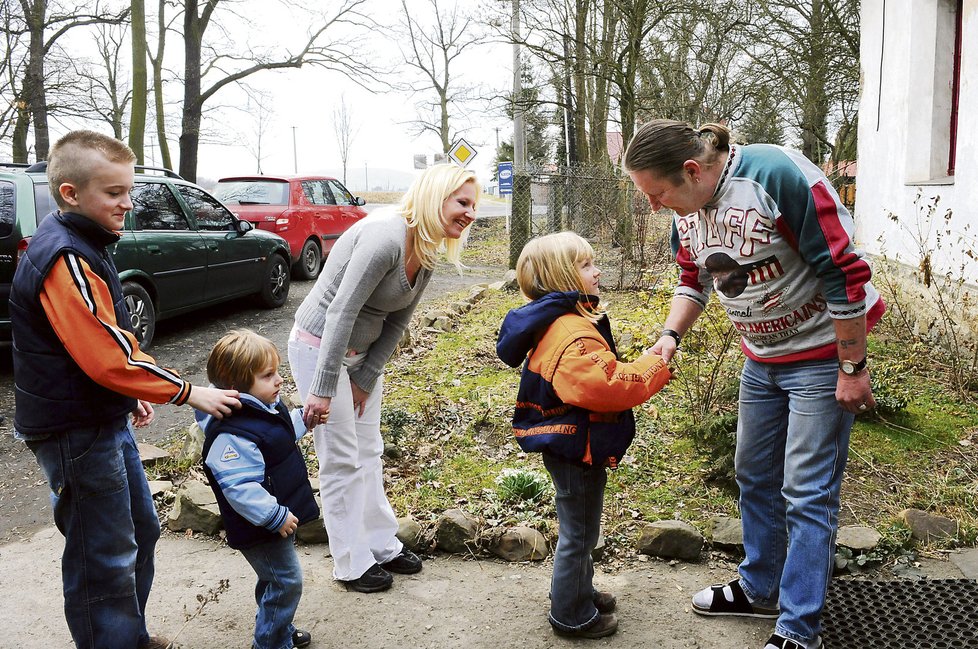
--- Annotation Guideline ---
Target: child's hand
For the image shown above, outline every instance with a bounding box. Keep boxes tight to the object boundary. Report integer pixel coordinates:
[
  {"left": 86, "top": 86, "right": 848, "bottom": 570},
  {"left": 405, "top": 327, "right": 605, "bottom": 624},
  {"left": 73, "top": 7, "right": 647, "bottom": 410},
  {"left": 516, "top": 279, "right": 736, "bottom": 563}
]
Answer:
[
  {"left": 131, "top": 400, "right": 155, "bottom": 428},
  {"left": 278, "top": 512, "right": 299, "bottom": 538},
  {"left": 188, "top": 385, "right": 241, "bottom": 418}
]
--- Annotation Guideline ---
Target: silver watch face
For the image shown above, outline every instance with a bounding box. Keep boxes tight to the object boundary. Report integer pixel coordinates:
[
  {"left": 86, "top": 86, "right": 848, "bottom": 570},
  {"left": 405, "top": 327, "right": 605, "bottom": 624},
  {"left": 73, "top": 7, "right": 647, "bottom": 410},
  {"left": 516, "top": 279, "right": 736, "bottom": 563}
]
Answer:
[{"left": 841, "top": 360, "right": 856, "bottom": 375}]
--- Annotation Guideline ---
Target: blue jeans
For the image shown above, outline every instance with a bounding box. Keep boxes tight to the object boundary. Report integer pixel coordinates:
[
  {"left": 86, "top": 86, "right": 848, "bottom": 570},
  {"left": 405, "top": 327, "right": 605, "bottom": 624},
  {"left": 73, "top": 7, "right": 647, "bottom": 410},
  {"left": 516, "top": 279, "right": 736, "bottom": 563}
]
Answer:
[
  {"left": 240, "top": 535, "right": 303, "bottom": 649},
  {"left": 26, "top": 418, "right": 160, "bottom": 649},
  {"left": 735, "top": 358, "right": 853, "bottom": 645},
  {"left": 543, "top": 453, "right": 607, "bottom": 632}
]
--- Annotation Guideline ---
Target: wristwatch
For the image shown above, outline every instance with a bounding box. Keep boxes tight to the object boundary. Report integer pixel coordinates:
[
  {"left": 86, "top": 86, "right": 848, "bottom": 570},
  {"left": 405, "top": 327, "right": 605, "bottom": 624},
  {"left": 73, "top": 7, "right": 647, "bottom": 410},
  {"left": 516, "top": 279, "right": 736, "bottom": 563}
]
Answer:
[{"left": 839, "top": 357, "right": 867, "bottom": 375}]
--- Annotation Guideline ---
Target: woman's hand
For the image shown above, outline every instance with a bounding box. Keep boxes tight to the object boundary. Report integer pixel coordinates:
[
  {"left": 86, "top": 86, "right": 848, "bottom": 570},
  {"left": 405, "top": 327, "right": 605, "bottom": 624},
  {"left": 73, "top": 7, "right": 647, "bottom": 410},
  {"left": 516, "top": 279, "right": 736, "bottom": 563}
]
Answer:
[
  {"left": 304, "top": 394, "right": 332, "bottom": 430},
  {"left": 351, "top": 380, "right": 370, "bottom": 417}
]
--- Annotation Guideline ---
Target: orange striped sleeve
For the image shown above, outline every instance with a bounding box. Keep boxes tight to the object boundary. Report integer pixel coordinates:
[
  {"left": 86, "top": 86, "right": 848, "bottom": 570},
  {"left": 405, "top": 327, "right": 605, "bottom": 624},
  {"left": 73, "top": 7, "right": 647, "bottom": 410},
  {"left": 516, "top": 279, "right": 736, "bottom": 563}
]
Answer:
[
  {"left": 40, "top": 253, "right": 191, "bottom": 405},
  {"left": 551, "top": 336, "right": 671, "bottom": 413}
]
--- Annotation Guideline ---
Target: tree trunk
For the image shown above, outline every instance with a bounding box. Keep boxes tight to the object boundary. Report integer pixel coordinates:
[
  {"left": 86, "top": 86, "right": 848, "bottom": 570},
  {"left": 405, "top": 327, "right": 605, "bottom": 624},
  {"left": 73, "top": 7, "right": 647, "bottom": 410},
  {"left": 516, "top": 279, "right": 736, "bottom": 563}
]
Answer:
[
  {"left": 129, "top": 0, "right": 147, "bottom": 162},
  {"left": 23, "top": 0, "right": 50, "bottom": 160},
  {"left": 572, "top": 0, "right": 589, "bottom": 166},
  {"left": 12, "top": 100, "right": 30, "bottom": 162},
  {"left": 799, "top": 0, "right": 829, "bottom": 163},
  {"left": 179, "top": 0, "right": 204, "bottom": 182},
  {"left": 151, "top": 0, "right": 172, "bottom": 170}
]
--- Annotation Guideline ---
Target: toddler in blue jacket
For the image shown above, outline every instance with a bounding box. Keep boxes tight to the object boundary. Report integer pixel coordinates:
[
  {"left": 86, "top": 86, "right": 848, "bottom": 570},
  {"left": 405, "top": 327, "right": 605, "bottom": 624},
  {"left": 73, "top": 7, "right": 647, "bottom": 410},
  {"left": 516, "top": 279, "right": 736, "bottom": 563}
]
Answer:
[{"left": 198, "top": 329, "right": 319, "bottom": 649}]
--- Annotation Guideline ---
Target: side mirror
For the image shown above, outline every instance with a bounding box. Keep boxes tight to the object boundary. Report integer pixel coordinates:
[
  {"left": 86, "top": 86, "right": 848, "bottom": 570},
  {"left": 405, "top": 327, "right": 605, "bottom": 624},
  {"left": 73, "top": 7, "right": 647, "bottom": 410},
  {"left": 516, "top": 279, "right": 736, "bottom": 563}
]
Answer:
[
  {"left": 236, "top": 219, "right": 254, "bottom": 233},
  {"left": 355, "top": 196, "right": 366, "bottom": 206}
]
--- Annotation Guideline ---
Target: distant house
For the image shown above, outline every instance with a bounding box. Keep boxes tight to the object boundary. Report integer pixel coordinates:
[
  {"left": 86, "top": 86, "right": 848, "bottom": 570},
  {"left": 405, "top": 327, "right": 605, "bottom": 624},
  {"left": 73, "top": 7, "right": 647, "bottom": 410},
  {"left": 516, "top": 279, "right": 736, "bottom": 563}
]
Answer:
[
  {"left": 607, "top": 132, "right": 624, "bottom": 165},
  {"left": 856, "top": 0, "right": 977, "bottom": 335}
]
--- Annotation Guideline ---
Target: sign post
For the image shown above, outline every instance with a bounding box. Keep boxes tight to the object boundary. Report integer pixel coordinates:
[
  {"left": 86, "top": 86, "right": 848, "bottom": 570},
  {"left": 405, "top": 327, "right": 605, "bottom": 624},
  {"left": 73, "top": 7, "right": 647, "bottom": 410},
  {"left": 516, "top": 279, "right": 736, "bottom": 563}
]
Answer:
[
  {"left": 497, "top": 161, "right": 513, "bottom": 196},
  {"left": 448, "top": 138, "right": 478, "bottom": 167}
]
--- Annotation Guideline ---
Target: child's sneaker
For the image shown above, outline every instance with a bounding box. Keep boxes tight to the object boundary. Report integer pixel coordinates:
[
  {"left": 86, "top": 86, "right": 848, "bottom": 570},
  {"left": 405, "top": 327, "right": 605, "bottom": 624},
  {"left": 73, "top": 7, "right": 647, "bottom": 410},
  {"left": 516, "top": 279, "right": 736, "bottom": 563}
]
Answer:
[
  {"left": 691, "top": 579, "right": 780, "bottom": 618},
  {"left": 763, "top": 633, "right": 822, "bottom": 649},
  {"left": 292, "top": 629, "right": 312, "bottom": 648}
]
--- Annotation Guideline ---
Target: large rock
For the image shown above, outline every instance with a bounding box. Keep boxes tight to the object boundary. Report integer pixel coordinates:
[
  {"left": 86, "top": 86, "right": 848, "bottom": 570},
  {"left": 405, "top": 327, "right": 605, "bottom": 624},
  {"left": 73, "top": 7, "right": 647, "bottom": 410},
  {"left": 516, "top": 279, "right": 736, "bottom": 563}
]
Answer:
[
  {"left": 147, "top": 480, "right": 173, "bottom": 498},
  {"left": 296, "top": 519, "right": 328, "bottom": 545},
  {"left": 396, "top": 517, "right": 424, "bottom": 552},
  {"left": 434, "top": 509, "right": 480, "bottom": 554},
  {"left": 138, "top": 442, "right": 170, "bottom": 467},
  {"left": 166, "top": 480, "right": 222, "bottom": 535},
  {"left": 176, "top": 422, "right": 205, "bottom": 464},
  {"left": 837, "top": 525, "right": 882, "bottom": 552},
  {"left": 636, "top": 520, "right": 704, "bottom": 561},
  {"left": 488, "top": 526, "right": 549, "bottom": 562},
  {"left": 900, "top": 509, "right": 958, "bottom": 542},
  {"left": 707, "top": 516, "right": 743, "bottom": 551}
]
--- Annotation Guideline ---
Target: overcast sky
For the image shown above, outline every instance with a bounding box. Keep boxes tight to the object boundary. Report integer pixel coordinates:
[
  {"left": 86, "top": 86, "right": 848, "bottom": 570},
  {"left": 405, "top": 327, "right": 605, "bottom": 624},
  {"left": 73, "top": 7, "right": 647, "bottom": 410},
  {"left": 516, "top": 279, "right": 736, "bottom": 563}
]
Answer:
[{"left": 31, "top": 0, "right": 515, "bottom": 192}]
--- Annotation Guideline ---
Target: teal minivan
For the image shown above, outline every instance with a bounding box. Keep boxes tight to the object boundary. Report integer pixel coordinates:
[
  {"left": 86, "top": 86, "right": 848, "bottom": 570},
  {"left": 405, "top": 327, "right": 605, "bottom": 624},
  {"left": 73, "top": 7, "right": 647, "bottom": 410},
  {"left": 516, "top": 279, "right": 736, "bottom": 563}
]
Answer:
[{"left": 0, "top": 163, "right": 292, "bottom": 349}]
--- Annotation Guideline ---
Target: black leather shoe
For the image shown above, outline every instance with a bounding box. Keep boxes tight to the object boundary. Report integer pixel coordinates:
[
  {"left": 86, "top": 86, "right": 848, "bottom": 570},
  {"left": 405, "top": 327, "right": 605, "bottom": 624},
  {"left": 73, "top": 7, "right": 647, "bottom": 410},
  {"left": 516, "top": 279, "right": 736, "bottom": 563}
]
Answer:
[
  {"left": 381, "top": 549, "right": 423, "bottom": 575},
  {"left": 291, "top": 629, "right": 312, "bottom": 648},
  {"left": 552, "top": 613, "right": 619, "bottom": 639},
  {"left": 341, "top": 563, "right": 393, "bottom": 593}
]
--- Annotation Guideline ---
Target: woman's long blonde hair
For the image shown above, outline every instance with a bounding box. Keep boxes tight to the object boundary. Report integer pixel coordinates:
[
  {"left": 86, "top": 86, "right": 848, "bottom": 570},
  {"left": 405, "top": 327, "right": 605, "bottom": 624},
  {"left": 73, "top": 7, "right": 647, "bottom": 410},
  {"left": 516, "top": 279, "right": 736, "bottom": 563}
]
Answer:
[
  {"left": 516, "top": 231, "right": 605, "bottom": 322},
  {"left": 400, "top": 164, "right": 480, "bottom": 270}
]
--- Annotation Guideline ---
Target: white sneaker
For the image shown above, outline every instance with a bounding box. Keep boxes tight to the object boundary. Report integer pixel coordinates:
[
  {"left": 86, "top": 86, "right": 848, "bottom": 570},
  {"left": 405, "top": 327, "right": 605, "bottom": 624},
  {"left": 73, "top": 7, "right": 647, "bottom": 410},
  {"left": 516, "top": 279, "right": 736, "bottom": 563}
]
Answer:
[
  {"left": 691, "top": 579, "right": 780, "bottom": 618},
  {"left": 763, "top": 632, "right": 823, "bottom": 649}
]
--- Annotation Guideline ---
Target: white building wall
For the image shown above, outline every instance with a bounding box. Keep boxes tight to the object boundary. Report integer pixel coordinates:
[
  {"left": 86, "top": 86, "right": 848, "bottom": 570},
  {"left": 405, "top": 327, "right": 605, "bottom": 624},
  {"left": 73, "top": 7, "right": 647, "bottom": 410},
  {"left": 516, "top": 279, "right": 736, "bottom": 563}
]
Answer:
[{"left": 856, "top": 0, "right": 978, "bottom": 284}]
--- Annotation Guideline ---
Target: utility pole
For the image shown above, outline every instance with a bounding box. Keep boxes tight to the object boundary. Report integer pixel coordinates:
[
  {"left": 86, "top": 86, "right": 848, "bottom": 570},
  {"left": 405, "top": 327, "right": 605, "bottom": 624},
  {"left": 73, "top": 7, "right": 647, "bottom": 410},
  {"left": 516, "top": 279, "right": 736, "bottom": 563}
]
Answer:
[
  {"left": 291, "top": 126, "right": 297, "bottom": 174},
  {"left": 512, "top": 0, "right": 525, "bottom": 171}
]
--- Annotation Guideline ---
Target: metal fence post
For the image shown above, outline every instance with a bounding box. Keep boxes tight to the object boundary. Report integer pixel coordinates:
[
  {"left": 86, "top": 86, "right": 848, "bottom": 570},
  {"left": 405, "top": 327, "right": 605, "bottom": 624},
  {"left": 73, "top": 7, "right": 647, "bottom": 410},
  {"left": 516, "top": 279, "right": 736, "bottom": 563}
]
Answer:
[{"left": 509, "top": 172, "right": 532, "bottom": 269}]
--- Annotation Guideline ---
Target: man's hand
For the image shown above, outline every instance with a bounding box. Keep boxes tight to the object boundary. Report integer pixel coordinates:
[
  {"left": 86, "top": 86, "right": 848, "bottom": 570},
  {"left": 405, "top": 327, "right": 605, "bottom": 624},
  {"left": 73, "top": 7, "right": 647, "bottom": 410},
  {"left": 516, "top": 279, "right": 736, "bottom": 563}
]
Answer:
[
  {"left": 188, "top": 386, "right": 240, "bottom": 418},
  {"left": 837, "top": 370, "right": 876, "bottom": 414}
]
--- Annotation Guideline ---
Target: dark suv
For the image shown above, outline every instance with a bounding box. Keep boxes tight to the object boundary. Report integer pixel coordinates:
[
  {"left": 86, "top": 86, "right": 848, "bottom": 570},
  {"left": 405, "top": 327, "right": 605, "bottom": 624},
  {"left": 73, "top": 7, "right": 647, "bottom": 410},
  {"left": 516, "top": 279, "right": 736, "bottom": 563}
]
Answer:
[{"left": 0, "top": 163, "right": 292, "bottom": 349}]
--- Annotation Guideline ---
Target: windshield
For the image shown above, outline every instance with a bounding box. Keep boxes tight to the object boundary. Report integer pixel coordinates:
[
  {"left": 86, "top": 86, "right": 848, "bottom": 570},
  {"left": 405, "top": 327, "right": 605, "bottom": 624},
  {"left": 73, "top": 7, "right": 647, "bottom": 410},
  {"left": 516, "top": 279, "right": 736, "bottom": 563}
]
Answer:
[{"left": 214, "top": 180, "right": 289, "bottom": 205}]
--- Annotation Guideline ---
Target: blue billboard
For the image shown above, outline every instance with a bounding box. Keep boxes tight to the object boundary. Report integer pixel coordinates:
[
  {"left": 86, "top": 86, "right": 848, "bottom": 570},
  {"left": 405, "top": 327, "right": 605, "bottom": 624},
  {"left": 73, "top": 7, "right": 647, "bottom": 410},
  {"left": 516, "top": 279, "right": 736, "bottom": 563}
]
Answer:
[{"left": 498, "top": 161, "right": 513, "bottom": 195}]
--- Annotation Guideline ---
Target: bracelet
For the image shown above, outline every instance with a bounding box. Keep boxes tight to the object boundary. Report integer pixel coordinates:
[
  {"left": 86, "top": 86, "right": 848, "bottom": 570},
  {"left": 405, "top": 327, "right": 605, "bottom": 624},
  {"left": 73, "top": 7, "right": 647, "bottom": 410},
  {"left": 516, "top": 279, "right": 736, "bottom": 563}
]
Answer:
[{"left": 660, "top": 329, "right": 682, "bottom": 346}]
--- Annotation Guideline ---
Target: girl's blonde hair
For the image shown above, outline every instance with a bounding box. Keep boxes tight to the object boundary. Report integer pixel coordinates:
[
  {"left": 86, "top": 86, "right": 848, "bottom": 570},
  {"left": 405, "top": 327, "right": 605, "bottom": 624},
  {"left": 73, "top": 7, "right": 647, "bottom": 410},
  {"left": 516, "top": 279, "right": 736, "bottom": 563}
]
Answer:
[
  {"left": 516, "top": 231, "right": 605, "bottom": 322},
  {"left": 400, "top": 164, "right": 480, "bottom": 270},
  {"left": 207, "top": 329, "right": 280, "bottom": 391}
]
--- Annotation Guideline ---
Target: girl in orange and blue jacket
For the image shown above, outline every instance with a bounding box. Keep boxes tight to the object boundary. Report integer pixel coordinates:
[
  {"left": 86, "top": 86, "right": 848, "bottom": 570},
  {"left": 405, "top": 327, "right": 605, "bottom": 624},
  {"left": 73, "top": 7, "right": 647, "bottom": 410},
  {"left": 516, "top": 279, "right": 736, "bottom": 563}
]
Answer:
[{"left": 496, "top": 231, "right": 671, "bottom": 639}]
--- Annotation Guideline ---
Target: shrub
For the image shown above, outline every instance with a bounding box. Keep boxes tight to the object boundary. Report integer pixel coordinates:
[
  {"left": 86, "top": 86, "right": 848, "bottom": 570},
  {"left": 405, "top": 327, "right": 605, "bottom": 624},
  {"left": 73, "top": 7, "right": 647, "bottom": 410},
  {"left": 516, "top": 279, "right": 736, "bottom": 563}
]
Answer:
[{"left": 494, "top": 468, "right": 552, "bottom": 504}]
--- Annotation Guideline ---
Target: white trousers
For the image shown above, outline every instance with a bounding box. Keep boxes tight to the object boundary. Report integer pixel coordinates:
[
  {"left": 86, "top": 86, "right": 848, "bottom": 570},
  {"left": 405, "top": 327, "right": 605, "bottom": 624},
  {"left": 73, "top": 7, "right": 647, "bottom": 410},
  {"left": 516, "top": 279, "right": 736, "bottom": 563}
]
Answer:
[{"left": 288, "top": 335, "right": 402, "bottom": 581}]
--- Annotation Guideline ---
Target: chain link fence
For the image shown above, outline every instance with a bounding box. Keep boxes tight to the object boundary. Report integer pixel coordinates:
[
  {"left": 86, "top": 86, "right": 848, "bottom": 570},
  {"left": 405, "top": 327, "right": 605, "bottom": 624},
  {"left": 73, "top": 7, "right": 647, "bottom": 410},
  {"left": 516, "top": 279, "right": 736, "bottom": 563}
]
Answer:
[{"left": 507, "top": 163, "right": 675, "bottom": 291}]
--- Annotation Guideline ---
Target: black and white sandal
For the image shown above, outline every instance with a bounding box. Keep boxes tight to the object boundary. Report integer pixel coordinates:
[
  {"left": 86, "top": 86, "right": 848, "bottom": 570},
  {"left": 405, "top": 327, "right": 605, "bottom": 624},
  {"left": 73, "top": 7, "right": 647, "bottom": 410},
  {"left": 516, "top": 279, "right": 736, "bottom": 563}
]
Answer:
[{"left": 691, "top": 579, "right": 780, "bottom": 618}]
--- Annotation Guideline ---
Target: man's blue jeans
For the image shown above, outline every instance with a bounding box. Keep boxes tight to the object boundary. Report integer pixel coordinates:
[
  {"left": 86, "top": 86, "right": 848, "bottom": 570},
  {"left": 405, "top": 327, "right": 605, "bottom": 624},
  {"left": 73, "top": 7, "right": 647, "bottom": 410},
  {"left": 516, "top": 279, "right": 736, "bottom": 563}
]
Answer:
[
  {"left": 543, "top": 453, "right": 607, "bottom": 633},
  {"left": 735, "top": 358, "right": 853, "bottom": 645},
  {"left": 26, "top": 417, "right": 160, "bottom": 649},
  {"left": 239, "top": 535, "right": 303, "bottom": 649}
]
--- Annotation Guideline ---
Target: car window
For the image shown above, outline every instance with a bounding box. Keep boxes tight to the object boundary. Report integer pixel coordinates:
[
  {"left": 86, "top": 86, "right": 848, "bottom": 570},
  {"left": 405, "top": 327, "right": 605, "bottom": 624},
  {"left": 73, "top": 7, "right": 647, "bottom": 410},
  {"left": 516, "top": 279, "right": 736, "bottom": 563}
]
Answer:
[
  {"left": 326, "top": 180, "right": 355, "bottom": 206},
  {"left": 176, "top": 185, "right": 236, "bottom": 231},
  {"left": 301, "top": 180, "right": 334, "bottom": 206},
  {"left": 214, "top": 180, "right": 288, "bottom": 205},
  {"left": 34, "top": 183, "right": 59, "bottom": 224},
  {"left": 131, "top": 183, "right": 190, "bottom": 230},
  {"left": 0, "top": 181, "right": 14, "bottom": 238}
]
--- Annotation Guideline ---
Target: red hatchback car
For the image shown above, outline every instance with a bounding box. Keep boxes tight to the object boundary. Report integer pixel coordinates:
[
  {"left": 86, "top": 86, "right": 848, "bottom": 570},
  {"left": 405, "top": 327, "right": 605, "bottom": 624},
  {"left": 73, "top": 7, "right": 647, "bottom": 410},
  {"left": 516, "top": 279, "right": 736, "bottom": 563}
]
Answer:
[{"left": 214, "top": 175, "right": 369, "bottom": 279}]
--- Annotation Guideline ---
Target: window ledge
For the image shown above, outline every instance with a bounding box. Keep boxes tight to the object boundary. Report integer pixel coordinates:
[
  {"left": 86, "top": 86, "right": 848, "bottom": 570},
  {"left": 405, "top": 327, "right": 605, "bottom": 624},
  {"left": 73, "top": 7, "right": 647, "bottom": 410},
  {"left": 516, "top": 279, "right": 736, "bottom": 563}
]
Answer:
[{"left": 905, "top": 177, "right": 955, "bottom": 186}]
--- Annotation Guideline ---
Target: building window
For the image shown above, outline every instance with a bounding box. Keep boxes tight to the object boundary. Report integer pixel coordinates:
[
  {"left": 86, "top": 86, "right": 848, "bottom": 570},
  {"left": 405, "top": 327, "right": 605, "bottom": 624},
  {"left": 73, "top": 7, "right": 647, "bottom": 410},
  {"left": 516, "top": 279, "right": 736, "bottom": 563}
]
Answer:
[{"left": 904, "top": 0, "right": 960, "bottom": 183}]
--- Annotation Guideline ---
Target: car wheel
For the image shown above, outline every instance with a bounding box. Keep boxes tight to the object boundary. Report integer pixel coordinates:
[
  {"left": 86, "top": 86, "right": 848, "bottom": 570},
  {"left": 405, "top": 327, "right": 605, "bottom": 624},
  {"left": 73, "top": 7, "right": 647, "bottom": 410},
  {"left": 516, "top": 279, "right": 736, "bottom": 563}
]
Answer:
[
  {"left": 122, "top": 282, "right": 156, "bottom": 350},
  {"left": 294, "top": 239, "right": 322, "bottom": 280},
  {"left": 258, "top": 253, "right": 291, "bottom": 308}
]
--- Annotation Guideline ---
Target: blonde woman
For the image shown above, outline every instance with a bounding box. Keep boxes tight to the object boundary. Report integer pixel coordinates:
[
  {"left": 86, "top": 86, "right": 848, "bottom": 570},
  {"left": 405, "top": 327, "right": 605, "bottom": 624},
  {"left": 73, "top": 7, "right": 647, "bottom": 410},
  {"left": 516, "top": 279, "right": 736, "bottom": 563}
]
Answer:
[
  {"left": 496, "top": 232, "right": 671, "bottom": 638},
  {"left": 288, "top": 164, "right": 478, "bottom": 593}
]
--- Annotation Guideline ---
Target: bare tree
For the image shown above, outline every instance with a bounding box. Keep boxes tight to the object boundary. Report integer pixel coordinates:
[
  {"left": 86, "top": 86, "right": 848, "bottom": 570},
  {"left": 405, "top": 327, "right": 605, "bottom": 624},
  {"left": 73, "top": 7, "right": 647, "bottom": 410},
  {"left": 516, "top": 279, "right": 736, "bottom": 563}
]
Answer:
[
  {"left": 177, "top": 0, "right": 378, "bottom": 182},
  {"left": 129, "top": 0, "right": 147, "bottom": 162},
  {"left": 14, "top": 0, "right": 129, "bottom": 161},
  {"left": 146, "top": 0, "right": 176, "bottom": 170},
  {"left": 0, "top": 0, "right": 28, "bottom": 153},
  {"left": 236, "top": 85, "right": 273, "bottom": 173},
  {"left": 72, "top": 23, "right": 131, "bottom": 139},
  {"left": 397, "top": 0, "right": 482, "bottom": 154},
  {"left": 332, "top": 93, "right": 358, "bottom": 185}
]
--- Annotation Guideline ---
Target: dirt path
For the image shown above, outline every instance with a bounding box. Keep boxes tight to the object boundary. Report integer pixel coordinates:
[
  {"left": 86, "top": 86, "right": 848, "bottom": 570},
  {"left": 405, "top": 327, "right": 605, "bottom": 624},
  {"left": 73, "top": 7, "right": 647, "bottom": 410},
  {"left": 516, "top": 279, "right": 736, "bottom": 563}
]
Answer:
[{"left": 2, "top": 526, "right": 780, "bottom": 649}]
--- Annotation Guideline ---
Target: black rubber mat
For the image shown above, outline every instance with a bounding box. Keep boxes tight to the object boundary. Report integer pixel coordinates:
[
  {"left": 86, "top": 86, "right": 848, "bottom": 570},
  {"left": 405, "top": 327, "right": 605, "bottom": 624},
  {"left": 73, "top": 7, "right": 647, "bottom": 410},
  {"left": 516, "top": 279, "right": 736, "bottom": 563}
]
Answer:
[{"left": 822, "top": 579, "right": 978, "bottom": 648}]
